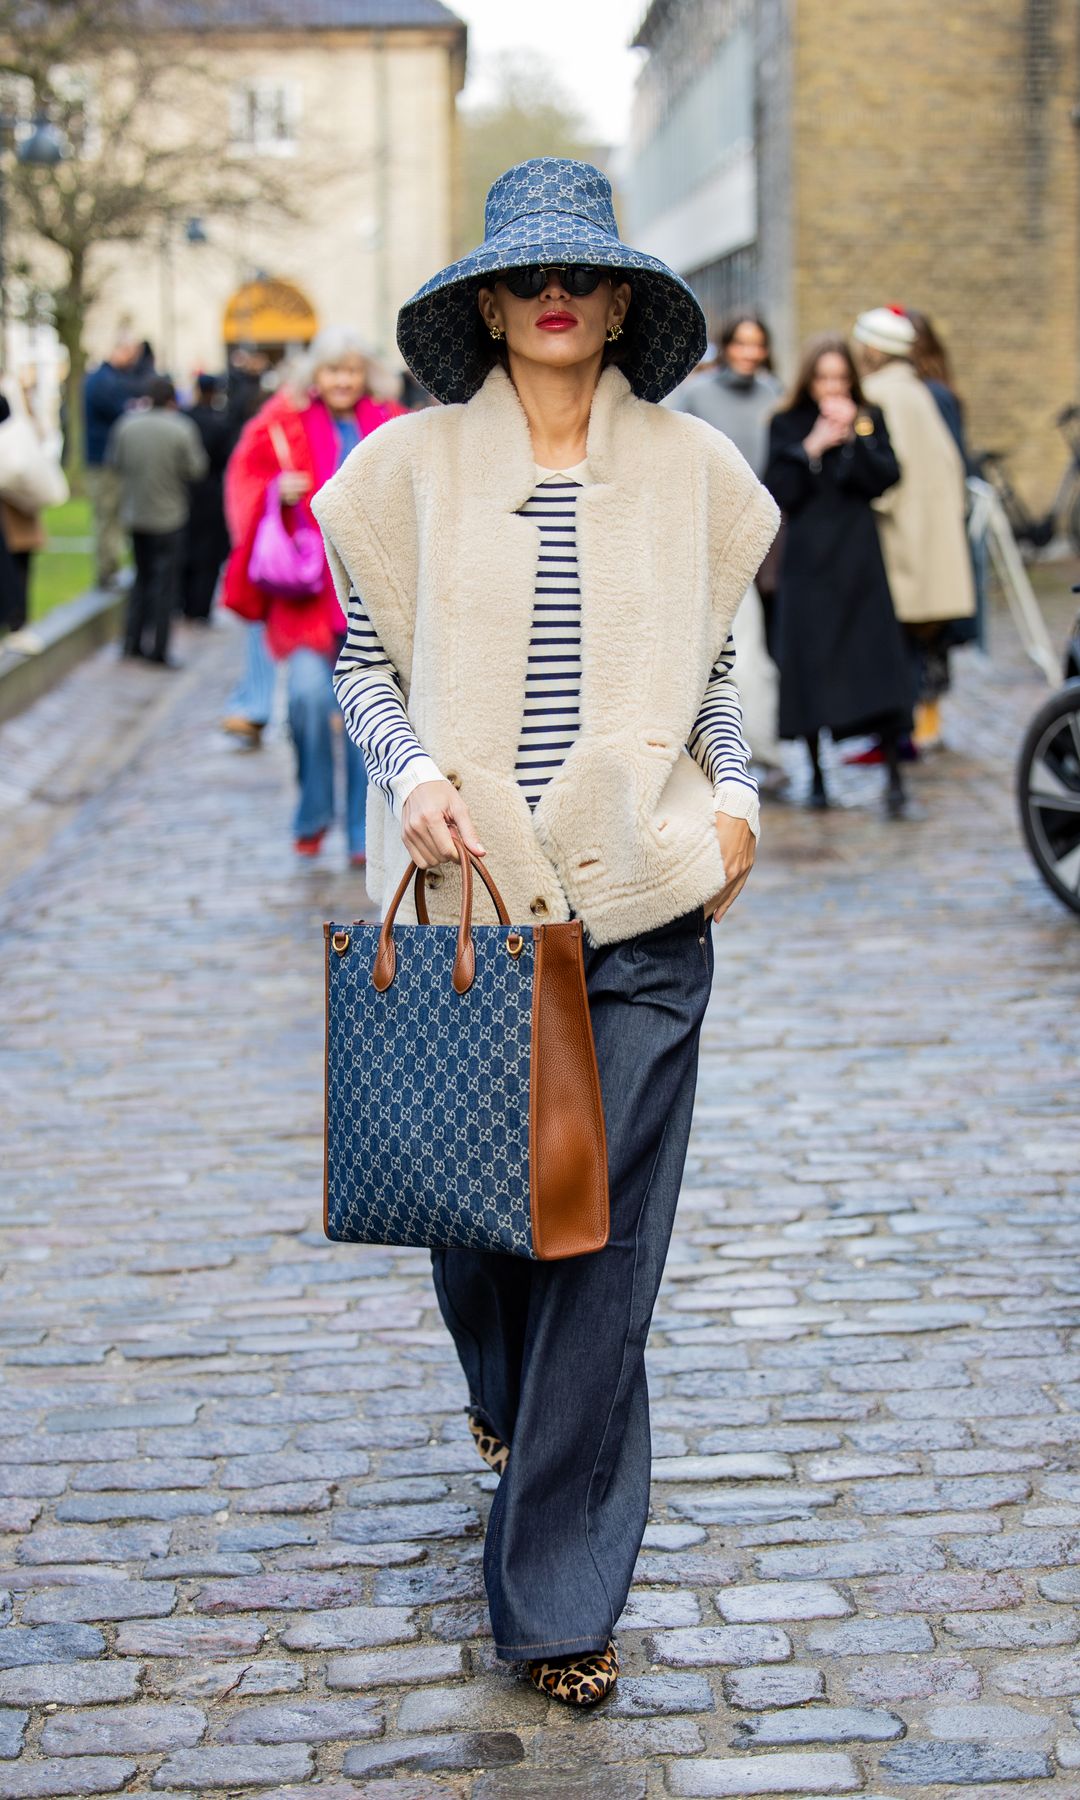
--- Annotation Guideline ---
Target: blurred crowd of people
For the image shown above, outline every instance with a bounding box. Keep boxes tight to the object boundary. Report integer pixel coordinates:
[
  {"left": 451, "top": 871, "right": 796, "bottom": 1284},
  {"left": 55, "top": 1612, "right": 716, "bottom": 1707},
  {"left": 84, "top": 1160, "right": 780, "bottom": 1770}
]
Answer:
[
  {"left": 80, "top": 327, "right": 408, "bottom": 865},
  {"left": 670, "top": 302, "right": 978, "bottom": 819},
  {"left": 36, "top": 294, "right": 982, "bottom": 864},
  {"left": 83, "top": 335, "right": 276, "bottom": 651}
]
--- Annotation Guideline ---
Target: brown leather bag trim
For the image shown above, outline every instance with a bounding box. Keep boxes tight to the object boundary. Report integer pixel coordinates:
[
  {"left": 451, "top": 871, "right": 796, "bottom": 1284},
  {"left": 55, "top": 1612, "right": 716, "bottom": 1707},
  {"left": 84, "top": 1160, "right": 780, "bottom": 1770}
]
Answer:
[
  {"left": 528, "top": 921, "right": 610, "bottom": 1261},
  {"left": 451, "top": 849, "right": 475, "bottom": 995}
]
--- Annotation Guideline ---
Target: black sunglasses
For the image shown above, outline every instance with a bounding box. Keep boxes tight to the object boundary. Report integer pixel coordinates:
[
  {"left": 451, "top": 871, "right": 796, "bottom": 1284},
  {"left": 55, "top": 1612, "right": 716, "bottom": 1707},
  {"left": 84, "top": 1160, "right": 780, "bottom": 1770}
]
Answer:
[{"left": 500, "top": 265, "right": 609, "bottom": 300}]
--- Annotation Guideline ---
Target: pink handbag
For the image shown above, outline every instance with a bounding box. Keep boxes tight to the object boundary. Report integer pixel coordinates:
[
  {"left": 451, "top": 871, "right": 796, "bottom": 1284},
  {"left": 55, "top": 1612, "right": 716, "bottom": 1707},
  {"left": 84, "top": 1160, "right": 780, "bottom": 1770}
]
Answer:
[{"left": 247, "top": 425, "right": 325, "bottom": 600}]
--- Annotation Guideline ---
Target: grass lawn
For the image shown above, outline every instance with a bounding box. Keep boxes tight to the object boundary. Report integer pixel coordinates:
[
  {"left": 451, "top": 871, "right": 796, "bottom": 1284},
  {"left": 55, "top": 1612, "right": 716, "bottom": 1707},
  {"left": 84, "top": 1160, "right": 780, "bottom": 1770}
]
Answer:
[{"left": 29, "top": 495, "right": 101, "bottom": 623}]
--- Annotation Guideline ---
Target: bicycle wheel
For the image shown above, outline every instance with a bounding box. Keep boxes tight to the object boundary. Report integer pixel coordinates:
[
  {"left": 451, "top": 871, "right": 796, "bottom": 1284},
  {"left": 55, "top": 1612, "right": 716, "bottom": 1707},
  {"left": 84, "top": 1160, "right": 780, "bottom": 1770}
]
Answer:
[{"left": 1017, "top": 680, "right": 1080, "bottom": 916}]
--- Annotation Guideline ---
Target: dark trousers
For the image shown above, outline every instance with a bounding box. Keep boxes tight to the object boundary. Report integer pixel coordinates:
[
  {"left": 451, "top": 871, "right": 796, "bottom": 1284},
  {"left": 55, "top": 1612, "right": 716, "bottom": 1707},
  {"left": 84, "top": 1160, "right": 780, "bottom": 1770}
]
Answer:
[
  {"left": 432, "top": 906, "right": 714, "bottom": 1661},
  {"left": 181, "top": 542, "right": 224, "bottom": 621},
  {"left": 182, "top": 484, "right": 229, "bottom": 621},
  {"left": 125, "top": 529, "right": 183, "bottom": 661}
]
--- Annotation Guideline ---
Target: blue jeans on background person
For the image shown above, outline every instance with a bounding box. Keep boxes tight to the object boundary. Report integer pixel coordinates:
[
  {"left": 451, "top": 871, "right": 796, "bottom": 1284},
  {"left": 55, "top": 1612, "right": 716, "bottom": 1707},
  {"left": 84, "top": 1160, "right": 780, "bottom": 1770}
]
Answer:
[
  {"left": 431, "top": 904, "right": 714, "bottom": 1661},
  {"left": 287, "top": 645, "right": 367, "bottom": 855},
  {"left": 228, "top": 621, "right": 276, "bottom": 727}
]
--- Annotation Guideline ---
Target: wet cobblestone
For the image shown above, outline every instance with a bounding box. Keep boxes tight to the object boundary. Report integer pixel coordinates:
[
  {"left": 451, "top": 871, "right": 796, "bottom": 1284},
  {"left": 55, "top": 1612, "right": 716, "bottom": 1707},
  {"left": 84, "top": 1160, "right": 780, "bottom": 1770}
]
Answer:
[{"left": 2, "top": 593, "right": 1080, "bottom": 1795}]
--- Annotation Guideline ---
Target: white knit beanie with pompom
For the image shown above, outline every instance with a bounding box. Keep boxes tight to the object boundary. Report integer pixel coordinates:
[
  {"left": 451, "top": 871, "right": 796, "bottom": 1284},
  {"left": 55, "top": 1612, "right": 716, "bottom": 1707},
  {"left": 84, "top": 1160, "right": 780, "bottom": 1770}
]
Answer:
[{"left": 853, "top": 306, "right": 917, "bottom": 358}]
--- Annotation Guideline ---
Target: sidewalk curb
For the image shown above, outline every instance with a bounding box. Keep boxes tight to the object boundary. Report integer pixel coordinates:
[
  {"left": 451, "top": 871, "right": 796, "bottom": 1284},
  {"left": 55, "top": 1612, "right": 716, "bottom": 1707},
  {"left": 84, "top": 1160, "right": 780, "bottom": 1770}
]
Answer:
[
  {"left": 0, "top": 619, "right": 230, "bottom": 924},
  {"left": 0, "top": 587, "right": 125, "bottom": 726}
]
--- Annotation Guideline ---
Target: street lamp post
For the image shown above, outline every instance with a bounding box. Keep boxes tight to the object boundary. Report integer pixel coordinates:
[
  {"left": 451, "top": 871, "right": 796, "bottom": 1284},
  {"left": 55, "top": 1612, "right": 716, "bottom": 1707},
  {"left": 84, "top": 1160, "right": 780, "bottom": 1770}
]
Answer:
[
  {"left": 0, "top": 116, "right": 67, "bottom": 367},
  {"left": 159, "top": 215, "right": 209, "bottom": 376}
]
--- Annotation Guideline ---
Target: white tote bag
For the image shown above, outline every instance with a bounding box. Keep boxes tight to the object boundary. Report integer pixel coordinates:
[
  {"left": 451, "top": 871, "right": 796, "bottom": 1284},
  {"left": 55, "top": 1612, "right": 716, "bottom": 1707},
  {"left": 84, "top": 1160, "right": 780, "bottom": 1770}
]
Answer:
[{"left": 0, "top": 412, "right": 69, "bottom": 514}]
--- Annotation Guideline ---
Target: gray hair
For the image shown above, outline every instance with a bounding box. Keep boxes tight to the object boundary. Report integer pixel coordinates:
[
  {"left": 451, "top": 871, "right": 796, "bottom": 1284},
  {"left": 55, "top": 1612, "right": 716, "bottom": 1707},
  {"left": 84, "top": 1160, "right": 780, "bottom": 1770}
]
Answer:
[{"left": 283, "top": 326, "right": 401, "bottom": 403}]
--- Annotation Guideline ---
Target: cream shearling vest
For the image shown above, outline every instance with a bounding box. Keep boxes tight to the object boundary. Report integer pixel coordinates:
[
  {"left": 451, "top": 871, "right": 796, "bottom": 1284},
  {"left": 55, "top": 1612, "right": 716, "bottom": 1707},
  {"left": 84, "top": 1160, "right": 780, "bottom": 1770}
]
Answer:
[{"left": 313, "top": 365, "right": 779, "bottom": 946}]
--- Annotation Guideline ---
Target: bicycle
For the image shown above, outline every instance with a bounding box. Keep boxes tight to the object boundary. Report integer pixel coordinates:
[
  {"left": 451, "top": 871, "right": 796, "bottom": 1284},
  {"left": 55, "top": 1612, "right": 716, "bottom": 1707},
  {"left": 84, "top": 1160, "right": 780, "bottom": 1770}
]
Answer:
[
  {"left": 976, "top": 405, "right": 1080, "bottom": 556},
  {"left": 1016, "top": 587, "right": 1080, "bottom": 915}
]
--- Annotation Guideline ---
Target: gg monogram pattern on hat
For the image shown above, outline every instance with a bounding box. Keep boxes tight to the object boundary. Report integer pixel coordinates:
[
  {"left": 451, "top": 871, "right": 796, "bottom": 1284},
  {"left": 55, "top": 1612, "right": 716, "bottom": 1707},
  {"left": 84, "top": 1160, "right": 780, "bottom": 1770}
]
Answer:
[
  {"left": 325, "top": 922, "right": 538, "bottom": 1257},
  {"left": 396, "top": 156, "right": 707, "bottom": 407}
]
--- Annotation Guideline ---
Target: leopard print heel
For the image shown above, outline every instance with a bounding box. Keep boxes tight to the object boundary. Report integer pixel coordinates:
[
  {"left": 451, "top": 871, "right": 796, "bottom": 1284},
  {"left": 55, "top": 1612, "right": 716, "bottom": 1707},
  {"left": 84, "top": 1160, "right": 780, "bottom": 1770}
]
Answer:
[
  {"left": 467, "top": 1412, "right": 510, "bottom": 1478},
  {"left": 527, "top": 1639, "right": 619, "bottom": 1707}
]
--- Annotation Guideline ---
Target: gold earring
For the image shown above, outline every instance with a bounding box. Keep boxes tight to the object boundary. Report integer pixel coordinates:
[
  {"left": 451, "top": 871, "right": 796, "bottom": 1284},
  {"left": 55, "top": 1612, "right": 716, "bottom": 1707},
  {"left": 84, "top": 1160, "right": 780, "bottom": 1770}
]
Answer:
[
  {"left": 489, "top": 324, "right": 504, "bottom": 342},
  {"left": 606, "top": 322, "right": 624, "bottom": 343}
]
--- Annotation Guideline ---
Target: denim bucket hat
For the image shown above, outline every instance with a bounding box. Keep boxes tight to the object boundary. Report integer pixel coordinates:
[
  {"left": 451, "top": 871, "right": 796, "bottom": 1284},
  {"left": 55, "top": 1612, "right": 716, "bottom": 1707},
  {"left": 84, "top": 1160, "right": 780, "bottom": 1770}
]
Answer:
[{"left": 396, "top": 157, "right": 708, "bottom": 406}]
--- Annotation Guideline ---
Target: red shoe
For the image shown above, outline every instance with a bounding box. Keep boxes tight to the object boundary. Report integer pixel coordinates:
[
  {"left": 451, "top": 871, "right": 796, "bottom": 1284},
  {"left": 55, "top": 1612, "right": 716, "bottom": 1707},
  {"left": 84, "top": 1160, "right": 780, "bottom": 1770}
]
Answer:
[
  {"left": 349, "top": 850, "right": 367, "bottom": 869},
  {"left": 294, "top": 829, "right": 327, "bottom": 857},
  {"left": 843, "top": 739, "right": 919, "bottom": 767}
]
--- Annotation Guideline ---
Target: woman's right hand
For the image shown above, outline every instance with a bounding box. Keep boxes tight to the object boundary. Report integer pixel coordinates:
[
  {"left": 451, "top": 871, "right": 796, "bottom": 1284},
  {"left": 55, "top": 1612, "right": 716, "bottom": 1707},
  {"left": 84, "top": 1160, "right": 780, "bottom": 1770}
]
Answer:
[
  {"left": 803, "top": 395, "right": 857, "bottom": 461},
  {"left": 802, "top": 415, "right": 850, "bottom": 461},
  {"left": 278, "top": 470, "right": 312, "bottom": 506},
  {"left": 402, "top": 780, "right": 486, "bottom": 870}
]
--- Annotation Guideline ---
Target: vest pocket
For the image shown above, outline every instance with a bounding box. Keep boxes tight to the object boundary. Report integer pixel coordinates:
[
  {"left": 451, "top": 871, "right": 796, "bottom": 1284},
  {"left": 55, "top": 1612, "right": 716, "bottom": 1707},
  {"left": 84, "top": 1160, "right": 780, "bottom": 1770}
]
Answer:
[{"left": 646, "top": 749, "right": 716, "bottom": 853}]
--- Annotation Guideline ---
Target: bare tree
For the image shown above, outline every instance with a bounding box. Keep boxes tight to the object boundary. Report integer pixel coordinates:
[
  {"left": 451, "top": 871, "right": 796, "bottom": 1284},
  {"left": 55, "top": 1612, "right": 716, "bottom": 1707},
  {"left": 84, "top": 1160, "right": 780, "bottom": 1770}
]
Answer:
[{"left": 0, "top": 0, "right": 297, "bottom": 473}]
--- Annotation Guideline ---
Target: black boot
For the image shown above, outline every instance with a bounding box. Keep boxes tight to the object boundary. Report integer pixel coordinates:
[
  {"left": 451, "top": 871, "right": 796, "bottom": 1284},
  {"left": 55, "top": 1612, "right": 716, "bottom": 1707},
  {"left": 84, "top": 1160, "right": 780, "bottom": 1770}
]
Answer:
[
  {"left": 807, "top": 733, "right": 829, "bottom": 809},
  {"left": 884, "top": 734, "right": 925, "bottom": 820}
]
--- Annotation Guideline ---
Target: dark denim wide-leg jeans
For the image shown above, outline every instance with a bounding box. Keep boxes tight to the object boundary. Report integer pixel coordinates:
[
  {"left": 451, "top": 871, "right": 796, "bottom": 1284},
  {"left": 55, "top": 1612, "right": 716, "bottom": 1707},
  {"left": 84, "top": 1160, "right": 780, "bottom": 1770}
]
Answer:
[{"left": 431, "top": 906, "right": 714, "bottom": 1662}]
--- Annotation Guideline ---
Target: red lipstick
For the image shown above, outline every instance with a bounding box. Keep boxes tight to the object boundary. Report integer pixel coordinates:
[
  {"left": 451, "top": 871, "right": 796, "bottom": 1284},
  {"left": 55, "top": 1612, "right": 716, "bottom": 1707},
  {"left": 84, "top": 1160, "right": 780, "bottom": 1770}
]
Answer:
[{"left": 536, "top": 310, "right": 577, "bottom": 332}]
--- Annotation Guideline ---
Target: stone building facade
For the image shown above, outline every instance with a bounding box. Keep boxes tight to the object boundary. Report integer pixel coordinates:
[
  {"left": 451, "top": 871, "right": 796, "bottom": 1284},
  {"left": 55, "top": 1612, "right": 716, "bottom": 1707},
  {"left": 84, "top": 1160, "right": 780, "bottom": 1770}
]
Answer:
[
  {"left": 624, "top": 0, "right": 1080, "bottom": 506},
  {"left": 76, "top": 0, "right": 467, "bottom": 382}
]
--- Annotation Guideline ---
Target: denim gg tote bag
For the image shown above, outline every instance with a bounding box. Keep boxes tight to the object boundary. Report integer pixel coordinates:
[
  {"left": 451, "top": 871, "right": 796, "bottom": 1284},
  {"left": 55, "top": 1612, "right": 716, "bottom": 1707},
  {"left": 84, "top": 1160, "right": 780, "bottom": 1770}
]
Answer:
[{"left": 324, "top": 834, "right": 609, "bottom": 1260}]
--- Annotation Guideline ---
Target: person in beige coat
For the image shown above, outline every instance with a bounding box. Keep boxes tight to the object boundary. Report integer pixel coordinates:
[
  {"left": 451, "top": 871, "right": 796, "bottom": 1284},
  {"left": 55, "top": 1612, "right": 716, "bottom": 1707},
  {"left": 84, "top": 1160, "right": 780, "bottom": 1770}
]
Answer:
[
  {"left": 0, "top": 367, "right": 52, "bottom": 633},
  {"left": 854, "top": 307, "right": 975, "bottom": 749},
  {"left": 314, "top": 157, "right": 778, "bottom": 1709}
]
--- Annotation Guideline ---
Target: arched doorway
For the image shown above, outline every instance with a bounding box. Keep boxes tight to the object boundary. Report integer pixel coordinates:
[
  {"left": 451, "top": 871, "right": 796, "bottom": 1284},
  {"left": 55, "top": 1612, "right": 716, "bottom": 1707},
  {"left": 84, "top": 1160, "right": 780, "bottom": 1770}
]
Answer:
[{"left": 223, "top": 277, "right": 319, "bottom": 362}]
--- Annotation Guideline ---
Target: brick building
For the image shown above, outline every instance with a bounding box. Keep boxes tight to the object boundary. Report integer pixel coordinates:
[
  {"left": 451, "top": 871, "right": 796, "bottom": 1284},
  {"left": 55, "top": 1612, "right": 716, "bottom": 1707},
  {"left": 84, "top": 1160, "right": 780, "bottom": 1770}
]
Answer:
[{"left": 623, "top": 0, "right": 1080, "bottom": 506}]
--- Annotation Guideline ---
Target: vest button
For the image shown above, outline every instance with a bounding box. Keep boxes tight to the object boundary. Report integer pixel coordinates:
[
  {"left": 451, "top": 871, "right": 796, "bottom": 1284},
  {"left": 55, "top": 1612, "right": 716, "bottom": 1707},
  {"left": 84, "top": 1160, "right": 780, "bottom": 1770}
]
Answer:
[
  {"left": 446, "top": 772, "right": 462, "bottom": 790},
  {"left": 428, "top": 873, "right": 442, "bottom": 889},
  {"left": 530, "top": 897, "right": 548, "bottom": 916}
]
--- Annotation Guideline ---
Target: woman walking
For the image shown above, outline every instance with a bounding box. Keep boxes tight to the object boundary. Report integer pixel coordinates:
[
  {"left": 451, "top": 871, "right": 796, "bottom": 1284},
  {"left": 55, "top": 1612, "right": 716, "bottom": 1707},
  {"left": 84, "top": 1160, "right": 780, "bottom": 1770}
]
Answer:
[
  {"left": 671, "top": 310, "right": 781, "bottom": 469},
  {"left": 314, "top": 159, "right": 777, "bottom": 1704},
  {"left": 222, "top": 328, "right": 404, "bottom": 862},
  {"left": 764, "top": 335, "right": 915, "bottom": 815},
  {"left": 906, "top": 309, "right": 972, "bottom": 469},
  {"left": 853, "top": 306, "right": 976, "bottom": 756},
  {"left": 906, "top": 305, "right": 984, "bottom": 667}
]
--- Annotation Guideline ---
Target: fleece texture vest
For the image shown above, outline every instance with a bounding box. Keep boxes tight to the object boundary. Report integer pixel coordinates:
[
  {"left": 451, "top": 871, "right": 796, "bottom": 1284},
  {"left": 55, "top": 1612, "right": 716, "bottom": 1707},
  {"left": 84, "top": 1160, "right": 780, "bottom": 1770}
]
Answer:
[{"left": 313, "top": 365, "right": 779, "bottom": 946}]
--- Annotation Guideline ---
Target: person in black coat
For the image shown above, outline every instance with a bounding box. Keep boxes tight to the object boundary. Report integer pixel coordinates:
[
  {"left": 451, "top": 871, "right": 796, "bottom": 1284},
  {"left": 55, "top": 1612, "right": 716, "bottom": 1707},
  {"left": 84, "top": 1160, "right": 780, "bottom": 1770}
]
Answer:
[
  {"left": 764, "top": 335, "right": 916, "bottom": 818},
  {"left": 181, "top": 373, "right": 236, "bottom": 621}
]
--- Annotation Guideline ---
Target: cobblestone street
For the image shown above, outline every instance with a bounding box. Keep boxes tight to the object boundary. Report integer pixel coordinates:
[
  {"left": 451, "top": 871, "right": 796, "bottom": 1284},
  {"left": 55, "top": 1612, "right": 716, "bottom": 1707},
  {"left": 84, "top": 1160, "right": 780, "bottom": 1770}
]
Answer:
[{"left": 1, "top": 594, "right": 1079, "bottom": 1800}]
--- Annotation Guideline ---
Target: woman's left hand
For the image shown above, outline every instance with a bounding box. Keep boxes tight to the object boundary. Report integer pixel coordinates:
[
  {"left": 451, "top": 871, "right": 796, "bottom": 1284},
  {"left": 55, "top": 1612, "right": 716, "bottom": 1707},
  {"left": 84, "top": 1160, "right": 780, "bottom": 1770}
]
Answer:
[{"left": 704, "top": 813, "right": 756, "bottom": 922}]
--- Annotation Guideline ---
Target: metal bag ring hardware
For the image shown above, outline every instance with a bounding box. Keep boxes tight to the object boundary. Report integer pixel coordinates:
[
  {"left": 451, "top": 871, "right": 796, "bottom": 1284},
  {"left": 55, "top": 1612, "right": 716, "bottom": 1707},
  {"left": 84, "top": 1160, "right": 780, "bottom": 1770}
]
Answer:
[
  {"left": 332, "top": 931, "right": 351, "bottom": 956},
  {"left": 506, "top": 931, "right": 525, "bottom": 958}
]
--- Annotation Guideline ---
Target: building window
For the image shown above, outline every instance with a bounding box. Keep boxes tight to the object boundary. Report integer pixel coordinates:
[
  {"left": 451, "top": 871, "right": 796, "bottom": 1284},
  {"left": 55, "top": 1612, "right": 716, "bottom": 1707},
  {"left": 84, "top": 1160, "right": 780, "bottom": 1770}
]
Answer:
[
  {"left": 625, "top": 24, "right": 754, "bottom": 237},
  {"left": 229, "top": 81, "right": 301, "bottom": 156},
  {"left": 685, "top": 245, "right": 761, "bottom": 336}
]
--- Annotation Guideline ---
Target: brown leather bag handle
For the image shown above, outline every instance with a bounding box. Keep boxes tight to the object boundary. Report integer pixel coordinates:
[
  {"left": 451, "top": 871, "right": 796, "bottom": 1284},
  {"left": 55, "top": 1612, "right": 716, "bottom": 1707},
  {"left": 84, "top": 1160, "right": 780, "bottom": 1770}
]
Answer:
[
  {"left": 412, "top": 846, "right": 510, "bottom": 929},
  {"left": 372, "top": 828, "right": 511, "bottom": 994}
]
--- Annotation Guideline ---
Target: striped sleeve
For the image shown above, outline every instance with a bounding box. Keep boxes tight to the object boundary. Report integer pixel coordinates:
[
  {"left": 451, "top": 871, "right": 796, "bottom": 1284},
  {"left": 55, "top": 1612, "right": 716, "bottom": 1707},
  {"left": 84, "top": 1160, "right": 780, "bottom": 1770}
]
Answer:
[
  {"left": 333, "top": 591, "right": 444, "bottom": 814},
  {"left": 686, "top": 634, "right": 761, "bottom": 838}
]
